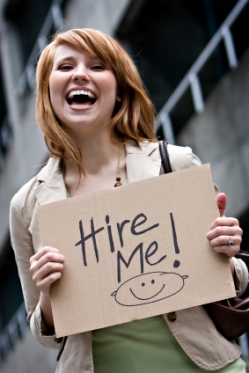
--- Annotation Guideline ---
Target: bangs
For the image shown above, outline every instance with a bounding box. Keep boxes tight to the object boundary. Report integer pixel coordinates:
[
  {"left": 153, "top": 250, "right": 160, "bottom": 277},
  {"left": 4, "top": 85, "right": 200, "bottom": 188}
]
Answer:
[{"left": 52, "top": 29, "right": 121, "bottom": 70}]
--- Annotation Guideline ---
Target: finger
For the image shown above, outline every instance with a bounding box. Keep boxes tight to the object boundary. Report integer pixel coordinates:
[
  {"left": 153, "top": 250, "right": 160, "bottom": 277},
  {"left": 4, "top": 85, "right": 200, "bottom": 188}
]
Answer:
[
  {"left": 30, "top": 250, "right": 65, "bottom": 274},
  {"left": 211, "top": 243, "right": 240, "bottom": 258},
  {"left": 32, "top": 262, "right": 64, "bottom": 293},
  {"left": 35, "top": 271, "right": 63, "bottom": 294},
  {"left": 209, "top": 217, "right": 240, "bottom": 230},
  {"left": 30, "top": 246, "right": 60, "bottom": 264},
  {"left": 30, "top": 246, "right": 65, "bottom": 267},
  {"left": 208, "top": 234, "right": 242, "bottom": 248},
  {"left": 216, "top": 193, "right": 226, "bottom": 217},
  {"left": 32, "top": 262, "right": 64, "bottom": 283},
  {"left": 206, "top": 225, "right": 243, "bottom": 241}
]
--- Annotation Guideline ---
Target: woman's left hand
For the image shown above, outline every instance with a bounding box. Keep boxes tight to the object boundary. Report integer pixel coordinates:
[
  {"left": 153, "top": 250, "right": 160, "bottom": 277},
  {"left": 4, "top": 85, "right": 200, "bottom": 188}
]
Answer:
[{"left": 206, "top": 193, "right": 243, "bottom": 258}]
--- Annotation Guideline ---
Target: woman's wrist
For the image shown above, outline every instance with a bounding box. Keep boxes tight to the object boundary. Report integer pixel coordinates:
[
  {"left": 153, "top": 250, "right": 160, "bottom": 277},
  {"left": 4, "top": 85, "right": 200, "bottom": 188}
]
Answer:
[{"left": 40, "top": 291, "right": 54, "bottom": 329}]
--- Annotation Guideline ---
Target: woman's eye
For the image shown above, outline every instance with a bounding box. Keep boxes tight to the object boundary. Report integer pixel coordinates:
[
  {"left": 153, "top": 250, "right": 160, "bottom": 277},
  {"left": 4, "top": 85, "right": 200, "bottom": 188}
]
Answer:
[
  {"left": 59, "top": 65, "right": 72, "bottom": 71},
  {"left": 91, "top": 65, "right": 104, "bottom": 71}
]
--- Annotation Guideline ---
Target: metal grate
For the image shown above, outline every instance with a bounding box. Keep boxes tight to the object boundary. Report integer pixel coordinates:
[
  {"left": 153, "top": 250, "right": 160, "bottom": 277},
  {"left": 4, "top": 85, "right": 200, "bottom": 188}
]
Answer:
[
  {"left": 15, "top": 0, "right": 64, "bottom": 96},
  {"left": 156, "top": 0, "right": 249, "bottom": 144}
]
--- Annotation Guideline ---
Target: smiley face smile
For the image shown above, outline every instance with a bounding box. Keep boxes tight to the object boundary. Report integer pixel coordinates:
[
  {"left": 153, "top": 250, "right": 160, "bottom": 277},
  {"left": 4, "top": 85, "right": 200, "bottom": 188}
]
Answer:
[{"left": 130, "top": 283, "right": 165, "bottom": 301}]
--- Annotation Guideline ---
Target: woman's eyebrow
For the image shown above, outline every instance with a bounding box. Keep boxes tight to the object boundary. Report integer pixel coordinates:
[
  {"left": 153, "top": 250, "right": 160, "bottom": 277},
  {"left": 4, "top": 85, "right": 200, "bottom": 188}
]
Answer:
[
  {"left": 88, "top": 56, "right": 99, "bottom": 62},
  {"left": 54, "top": 55, "right": 99, "bottom": 66},
  {"left": 55, "top": 56, "right": 75, "bottom": 64}
]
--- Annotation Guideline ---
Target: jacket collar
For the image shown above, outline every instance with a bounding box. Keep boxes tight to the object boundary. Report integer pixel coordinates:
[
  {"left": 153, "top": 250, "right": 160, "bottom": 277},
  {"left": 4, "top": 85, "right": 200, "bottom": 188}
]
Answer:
[
  {"left": 34, "top": 139, "right": 161, "bottom": 205},
  {"left": 34, "top": 157, "right": 67, "bottom": 205}
]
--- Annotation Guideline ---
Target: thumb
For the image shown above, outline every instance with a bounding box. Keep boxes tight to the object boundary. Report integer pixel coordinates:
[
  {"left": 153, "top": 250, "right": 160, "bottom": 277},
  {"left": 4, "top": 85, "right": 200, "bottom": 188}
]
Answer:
[{"left": 217, "top": 193, "right": 226, "bottom": 217}]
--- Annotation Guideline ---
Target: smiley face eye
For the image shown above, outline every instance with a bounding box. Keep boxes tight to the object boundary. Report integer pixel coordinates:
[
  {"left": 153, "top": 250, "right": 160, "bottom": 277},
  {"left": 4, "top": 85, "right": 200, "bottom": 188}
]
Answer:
[
  {"left": 141, "top": 283, "right": 145, "bottom": 287},
  {"left": 151, "top": 279, "right": 155, "bottom": 284}
]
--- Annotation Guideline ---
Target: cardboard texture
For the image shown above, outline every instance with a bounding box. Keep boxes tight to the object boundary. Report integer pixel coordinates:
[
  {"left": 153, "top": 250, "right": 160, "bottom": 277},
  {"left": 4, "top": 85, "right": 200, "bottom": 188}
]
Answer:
[{"left": 37, "top": 164, "right": 236, "bottom": 338}]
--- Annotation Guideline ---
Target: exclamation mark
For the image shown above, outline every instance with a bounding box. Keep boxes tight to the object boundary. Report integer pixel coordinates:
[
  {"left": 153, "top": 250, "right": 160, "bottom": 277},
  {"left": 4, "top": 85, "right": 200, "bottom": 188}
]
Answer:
[{"left": 170, "top": 213, "right": 180, "bottom": 268}]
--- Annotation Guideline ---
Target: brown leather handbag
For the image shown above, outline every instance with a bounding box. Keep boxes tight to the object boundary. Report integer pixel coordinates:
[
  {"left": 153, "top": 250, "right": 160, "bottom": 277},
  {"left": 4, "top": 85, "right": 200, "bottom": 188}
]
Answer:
[
  {"left": 204, "top": 251, "right": 249, "bottom": 340},
  {"left": 159, "top": 140, "right": 249, "bottom": 340}
]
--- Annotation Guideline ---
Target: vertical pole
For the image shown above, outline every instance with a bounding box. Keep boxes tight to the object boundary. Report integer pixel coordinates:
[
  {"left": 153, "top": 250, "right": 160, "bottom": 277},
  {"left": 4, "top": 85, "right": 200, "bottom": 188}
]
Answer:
[
  {"left": 222, "top": 27, "right": 238, "bottom": 69},
  {"left": 51, "top": 2, "right": 63, "bottom": 30},
  {"left": 159, "top": 111, "right": 175, "bottom": 144},
  {"left": 189, "top": 73, "right": 204, "bottom": 113}
]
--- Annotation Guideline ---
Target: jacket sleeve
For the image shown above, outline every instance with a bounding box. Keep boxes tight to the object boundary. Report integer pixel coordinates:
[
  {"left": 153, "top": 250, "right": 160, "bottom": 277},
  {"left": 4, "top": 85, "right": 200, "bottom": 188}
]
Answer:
[
  {"left": 167, "top": 144, "right": 219, "bottom": 193},
  {"left": 10, "top": 185, "right": 61, "bottom": 349},
  {"left": 167, "top": 144, "right": 202, "bottom": 170},
  {"left": 232, "top": 257, "right": 248, "bottom": 297}
]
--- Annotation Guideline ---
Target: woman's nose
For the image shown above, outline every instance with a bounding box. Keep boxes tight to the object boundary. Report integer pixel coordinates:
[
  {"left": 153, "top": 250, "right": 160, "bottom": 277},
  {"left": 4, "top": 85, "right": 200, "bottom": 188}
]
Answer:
[{"left": 72, "top": 67, "right": 90, "bottom": 81}]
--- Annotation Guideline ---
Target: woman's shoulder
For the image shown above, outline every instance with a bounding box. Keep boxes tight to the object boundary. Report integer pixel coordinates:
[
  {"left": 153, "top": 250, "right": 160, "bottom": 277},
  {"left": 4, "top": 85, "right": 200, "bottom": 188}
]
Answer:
[
  {"left": 10, "top": 157, "right": 61, "bottom": 216},
  {"left": 128, "top": 138, "right": 202, "bottom": 170},
  {"left": 10, "top": 174, "right": 39, "bottom": 231},
  {"left": 166, "top": 143, "right": 202, "bottom": 171},
  {"left": 11, "top": 175, "right": 38, "bottom": 213}
]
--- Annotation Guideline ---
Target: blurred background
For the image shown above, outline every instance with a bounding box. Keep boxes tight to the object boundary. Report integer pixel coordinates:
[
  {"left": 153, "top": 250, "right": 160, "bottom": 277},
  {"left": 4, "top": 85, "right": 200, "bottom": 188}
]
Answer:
[{"left": 0, "top": 0, "right": 249, "bottom": 371}]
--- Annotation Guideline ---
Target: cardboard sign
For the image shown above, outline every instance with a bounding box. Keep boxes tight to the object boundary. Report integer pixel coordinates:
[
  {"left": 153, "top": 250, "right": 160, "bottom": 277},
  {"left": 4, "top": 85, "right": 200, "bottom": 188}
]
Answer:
[{"left": 38, "top": 164, "right": 236, "bottom": 337}]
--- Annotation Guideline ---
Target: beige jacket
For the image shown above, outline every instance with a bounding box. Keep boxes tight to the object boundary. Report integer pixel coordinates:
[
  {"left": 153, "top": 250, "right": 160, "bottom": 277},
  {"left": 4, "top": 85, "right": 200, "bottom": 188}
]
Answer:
[{"left": 10, "top": 139, "right": 248, "bottom": 372}]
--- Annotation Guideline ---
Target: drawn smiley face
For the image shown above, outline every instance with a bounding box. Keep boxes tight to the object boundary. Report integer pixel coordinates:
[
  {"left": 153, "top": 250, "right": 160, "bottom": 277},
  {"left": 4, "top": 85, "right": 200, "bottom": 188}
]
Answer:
[{"left": 111, "top": 271, "right": 188, "bottom": 306}]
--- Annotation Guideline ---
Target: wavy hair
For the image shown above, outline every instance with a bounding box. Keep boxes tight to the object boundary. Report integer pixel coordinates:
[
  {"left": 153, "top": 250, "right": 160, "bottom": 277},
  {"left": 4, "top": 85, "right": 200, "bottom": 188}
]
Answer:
[{"left": 36, "top": 28, "right": 157, "bottom": 172}]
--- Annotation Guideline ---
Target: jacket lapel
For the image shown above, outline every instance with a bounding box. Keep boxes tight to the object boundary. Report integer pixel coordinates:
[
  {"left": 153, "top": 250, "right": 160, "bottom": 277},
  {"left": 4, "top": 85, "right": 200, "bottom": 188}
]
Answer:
[{"left": 125, "top": 139, "right": 161, "bottom": 183}]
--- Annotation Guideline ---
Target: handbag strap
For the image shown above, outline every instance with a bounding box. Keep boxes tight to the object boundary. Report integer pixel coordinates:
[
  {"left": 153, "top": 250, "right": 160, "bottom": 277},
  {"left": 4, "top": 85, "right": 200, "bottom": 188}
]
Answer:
[
  {"left": 159, "top": 140, "right": 172, "bottom": 174},
  {"left": 236, "top": 251, "right": 249, "bottom": 262}
]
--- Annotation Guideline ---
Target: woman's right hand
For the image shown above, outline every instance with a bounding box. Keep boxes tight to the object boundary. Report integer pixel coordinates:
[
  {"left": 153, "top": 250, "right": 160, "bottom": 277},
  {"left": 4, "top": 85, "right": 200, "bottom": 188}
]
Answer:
[
  {"left": 30, "top": 246, "right": 65, "bottom": 295},
  {"left": 30, "top": 246, "right": 65, "bottom": 329}
]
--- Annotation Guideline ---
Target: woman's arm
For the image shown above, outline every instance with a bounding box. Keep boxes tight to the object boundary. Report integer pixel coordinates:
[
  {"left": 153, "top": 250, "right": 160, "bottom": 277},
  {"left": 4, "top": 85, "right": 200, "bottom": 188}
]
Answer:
[{"left": 10, "top": 190, "right": 64, "bottom": 348}]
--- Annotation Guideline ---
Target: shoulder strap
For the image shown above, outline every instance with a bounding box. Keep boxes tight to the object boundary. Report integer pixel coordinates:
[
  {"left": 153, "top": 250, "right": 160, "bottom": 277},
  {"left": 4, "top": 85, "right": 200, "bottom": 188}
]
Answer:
[{"left": 159, "top": 140, "right": 172, "bottom": 174}]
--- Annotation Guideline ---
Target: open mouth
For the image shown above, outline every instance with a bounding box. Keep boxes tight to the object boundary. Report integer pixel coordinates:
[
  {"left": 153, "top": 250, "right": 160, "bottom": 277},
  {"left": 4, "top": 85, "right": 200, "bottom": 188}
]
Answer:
[{"left": 67, "top": 90, "right": 96, "bottom": 107}]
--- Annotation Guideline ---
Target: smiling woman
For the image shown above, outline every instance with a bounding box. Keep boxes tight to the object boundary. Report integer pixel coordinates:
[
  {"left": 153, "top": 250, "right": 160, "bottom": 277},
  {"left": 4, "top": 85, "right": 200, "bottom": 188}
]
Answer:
[
  {"left": 48, "top": 44, "right": 120, "bottom": 140},
  {"left": 9, "top": 28, "right": 247, "bottom": 373}
]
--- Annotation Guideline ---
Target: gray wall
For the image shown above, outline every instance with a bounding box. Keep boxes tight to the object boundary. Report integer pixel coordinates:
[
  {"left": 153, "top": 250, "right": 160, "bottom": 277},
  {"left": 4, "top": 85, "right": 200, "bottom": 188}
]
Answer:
[
  {"left": 177, "top": 47, "right": 249, "bottom": 218},
  {"left": 65, "top": 0, "right": 129, "bottom": 33}
]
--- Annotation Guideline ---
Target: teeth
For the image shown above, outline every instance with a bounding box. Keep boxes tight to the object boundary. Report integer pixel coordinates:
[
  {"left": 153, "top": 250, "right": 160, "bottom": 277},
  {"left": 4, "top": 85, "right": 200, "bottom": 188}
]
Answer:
[{"left": 68, "top": 90, "right": 96, "bottom": 100}]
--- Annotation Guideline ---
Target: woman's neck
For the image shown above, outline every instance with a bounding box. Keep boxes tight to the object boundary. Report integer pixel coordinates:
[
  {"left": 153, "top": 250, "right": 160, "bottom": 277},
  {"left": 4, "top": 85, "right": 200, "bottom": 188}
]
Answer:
[{"left": 62, "top": 132, "right": 127, "bottom": 197}]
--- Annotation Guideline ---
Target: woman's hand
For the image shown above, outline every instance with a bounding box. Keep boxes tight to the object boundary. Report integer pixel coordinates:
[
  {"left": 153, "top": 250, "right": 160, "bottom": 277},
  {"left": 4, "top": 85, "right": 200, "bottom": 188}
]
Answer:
[
  {"left": 30, "top": 246, "right": 65, "bottom": 329},
  {"left": 206, "top": 193, "right": 243, "bottom": 258},
  {"left": 30, "top": 246, "right": 65, "bottom": 294}
]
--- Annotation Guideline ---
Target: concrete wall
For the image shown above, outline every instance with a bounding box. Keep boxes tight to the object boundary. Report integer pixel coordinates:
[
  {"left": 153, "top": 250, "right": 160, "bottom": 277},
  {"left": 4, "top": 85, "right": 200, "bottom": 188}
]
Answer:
[
  {"left": 177, "top": 47, "right": 249, "bottom": 218},
  {"left": 64, "top": 0, "right": 130, "bottom": 34},
  {"left": 0, "top": 21, "right": 48, "bottom": 254}
]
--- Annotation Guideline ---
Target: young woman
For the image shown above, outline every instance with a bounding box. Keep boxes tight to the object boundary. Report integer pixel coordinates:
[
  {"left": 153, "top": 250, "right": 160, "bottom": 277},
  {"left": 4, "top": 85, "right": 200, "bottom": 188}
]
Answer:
[{"left": 10, "top": 28, "right": 247, "bottom": 373}]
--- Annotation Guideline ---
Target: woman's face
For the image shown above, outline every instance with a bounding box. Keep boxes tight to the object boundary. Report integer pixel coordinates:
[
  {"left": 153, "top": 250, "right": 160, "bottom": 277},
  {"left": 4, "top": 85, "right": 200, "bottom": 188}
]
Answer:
[{"left": 49, "top": 44, "right": 120, "bottom": 137}]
